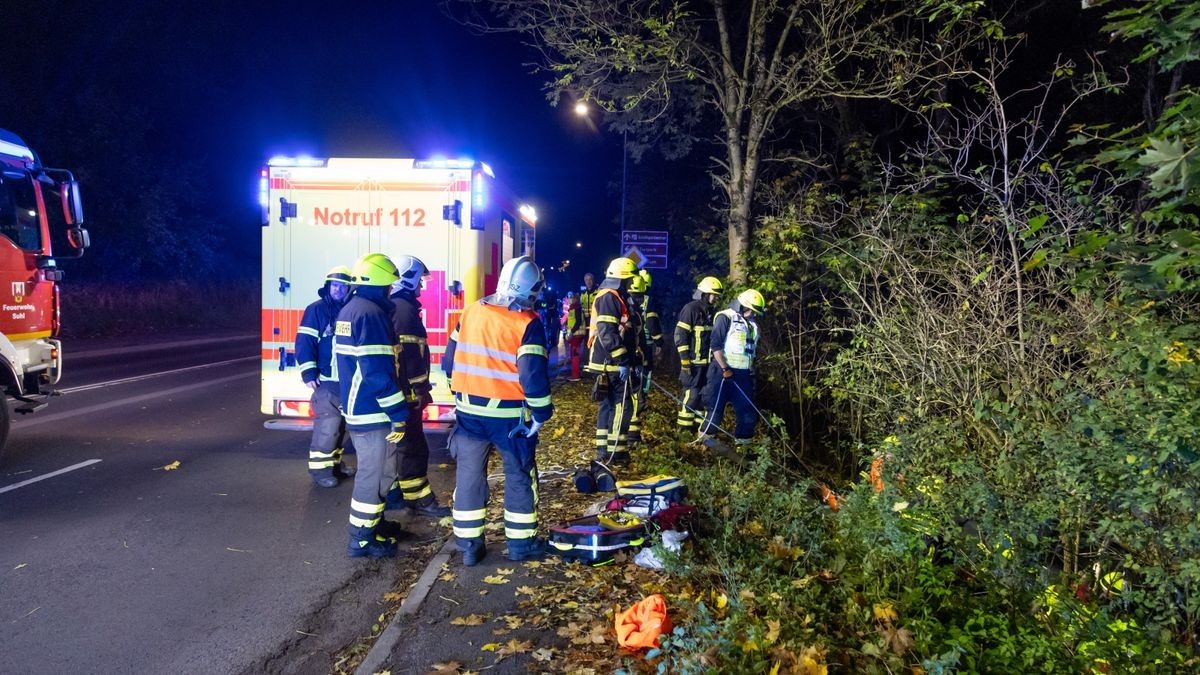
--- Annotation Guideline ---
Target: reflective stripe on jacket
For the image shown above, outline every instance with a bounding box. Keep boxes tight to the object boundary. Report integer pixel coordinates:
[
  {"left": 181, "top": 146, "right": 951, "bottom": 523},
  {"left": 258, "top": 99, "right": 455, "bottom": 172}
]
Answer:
[
  {"left": 390, "top": 292, "right": 430, "bottom": 397},
  {"left": 587, "top": 286, "right": 636, "bottom": 373},
  {"left": 334, "top": 286, "right": 409, "bottom": 431},
  {"left": 295, "top": 288, "right": 342, "bottom": 384},
  {"left": 674, "top": 299, "right": 715, "bottom": 365},
  {"left": 444, "top": 301, "right": 554, "bottom": 421},
  {"left": 712, "top": 308, "right": 759, "bottom": 369}
]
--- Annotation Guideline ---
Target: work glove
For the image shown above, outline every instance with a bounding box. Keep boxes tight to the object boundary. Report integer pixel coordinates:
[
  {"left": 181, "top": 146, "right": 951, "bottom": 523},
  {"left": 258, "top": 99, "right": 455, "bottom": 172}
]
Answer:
[
  {"left": 617, "top": 365, "right": 630, "bottom": 381},
  {"left": 722, "top": 367, "right": 734, "bottom": 379},
  {"left": 386, "top": 420, "right": 407, "bottom": 444},
  {"left": 526, "top": 419, "right": 543, "bottom": 437}
]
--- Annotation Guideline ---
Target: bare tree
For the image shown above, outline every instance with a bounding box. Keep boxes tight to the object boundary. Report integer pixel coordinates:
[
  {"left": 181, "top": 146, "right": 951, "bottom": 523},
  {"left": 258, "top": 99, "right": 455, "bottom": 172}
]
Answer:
[{"left": 450, "top": 0, "right": 965, "bottom": 282}]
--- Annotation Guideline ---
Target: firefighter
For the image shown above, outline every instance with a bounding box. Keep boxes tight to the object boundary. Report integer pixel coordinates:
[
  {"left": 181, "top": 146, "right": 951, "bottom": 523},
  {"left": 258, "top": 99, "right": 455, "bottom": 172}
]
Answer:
[
  {"left": 443, "top": 255, "right": 553, "bottom": 566},
  {"left": 335, "top": 253, "right": 411, "bottom": 558},
  {"left": 626, "top": 270, "right": 661, "bottom": 445},
  {"left": 385, "top": 255, "right": 451, "bottom": 518},
  {"left": 586, "top": 257, "right": 640, "bottom": 465},
  {"left": 561, "top": 291, "right": 586, "bottom": 381},
  {"left": 579, "top": 272, "right": 598, "bottom": 366},
  {"left": 700, "top": 289, "right": 766, "bottom": 444},
  {"left": 296, "top": 265, "right": 355, "bottom": 488},
  {"left": 674, "top": 276, "right": 724, "bottom": 432}
]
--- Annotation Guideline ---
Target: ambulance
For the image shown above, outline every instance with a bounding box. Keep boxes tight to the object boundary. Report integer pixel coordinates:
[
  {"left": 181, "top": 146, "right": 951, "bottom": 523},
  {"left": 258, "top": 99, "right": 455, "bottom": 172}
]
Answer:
[{"left": 260, "top": 156, "right": 537, "bottom": 425}]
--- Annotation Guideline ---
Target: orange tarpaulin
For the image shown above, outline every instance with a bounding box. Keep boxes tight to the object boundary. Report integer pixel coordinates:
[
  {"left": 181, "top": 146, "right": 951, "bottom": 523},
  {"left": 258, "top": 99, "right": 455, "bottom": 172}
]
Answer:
[{"left": 615, "top": 594, "right": 672, "bottom": 650}]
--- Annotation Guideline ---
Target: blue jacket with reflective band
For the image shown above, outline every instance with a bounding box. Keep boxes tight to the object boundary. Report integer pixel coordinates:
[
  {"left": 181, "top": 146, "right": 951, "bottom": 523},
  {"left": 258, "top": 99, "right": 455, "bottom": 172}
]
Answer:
[
  {"left": 334, "top": 286, "right": 410, "bottom": 431},
  {"left": 295, "top": 285, "right": 344, "bottom": 384}
]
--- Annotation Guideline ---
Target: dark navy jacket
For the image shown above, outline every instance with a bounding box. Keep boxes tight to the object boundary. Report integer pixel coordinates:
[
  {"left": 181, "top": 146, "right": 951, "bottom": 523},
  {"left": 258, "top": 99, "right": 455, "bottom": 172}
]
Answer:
[
  {"left": 334, "top": 285, "right": 410, "bottom": 431},
  {"left": 295, "top": 285, "right": 344, "bottom": 384}
]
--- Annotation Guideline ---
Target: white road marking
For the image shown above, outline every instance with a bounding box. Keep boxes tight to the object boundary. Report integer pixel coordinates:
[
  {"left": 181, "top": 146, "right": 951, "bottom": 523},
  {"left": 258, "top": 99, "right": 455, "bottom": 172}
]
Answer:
[
  {"left": 13, "top": 371, "right": 257, "bottom": 430},
  {"left": 60, "top": 356, "right": 259, "bottom": 394},
  {"left": 0, "top": 459, "right": 102, "bottom": 495}
]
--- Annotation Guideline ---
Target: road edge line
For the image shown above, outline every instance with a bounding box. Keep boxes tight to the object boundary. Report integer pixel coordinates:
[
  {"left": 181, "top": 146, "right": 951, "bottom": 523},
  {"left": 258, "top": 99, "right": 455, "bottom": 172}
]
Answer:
[{"left": 355, "top": 537, "right": 457, "bottom": 675}]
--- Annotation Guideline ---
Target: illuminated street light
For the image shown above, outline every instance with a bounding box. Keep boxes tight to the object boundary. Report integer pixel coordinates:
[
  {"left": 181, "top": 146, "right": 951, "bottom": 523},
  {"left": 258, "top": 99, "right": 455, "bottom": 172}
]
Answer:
[
  {"left": 575, "top": 241, "right": 582, "bottom": 248},
  {"left": 574, "top": 101, "right": 589, "bottom": 116}
]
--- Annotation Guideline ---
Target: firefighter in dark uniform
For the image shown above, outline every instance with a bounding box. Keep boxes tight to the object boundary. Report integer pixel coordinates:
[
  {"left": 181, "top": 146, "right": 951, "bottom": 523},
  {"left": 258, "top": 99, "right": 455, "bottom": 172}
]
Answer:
[
  {"left": 674, "top": 276, "right": 723, "bottom": 432},
  {"left": 385, "top": 255, "right": 451, "bottom": 518},
  {"left": 586, "top": 257, "right": 640, "bottom": 465},
  {"left": 701, "top": 289, "right": 766, "bottom": 444},
  {"left": 335, "top": 253, "right": 410, "bottom": 558},
  {"left": 626, "top": 269, "right": 662, "bottom": 445},
  {"left": 296, "top": 265, "right": 355, "bottom": 488},
  {"left": 443, "top": 255, "right": 553, "bottom": 566}
]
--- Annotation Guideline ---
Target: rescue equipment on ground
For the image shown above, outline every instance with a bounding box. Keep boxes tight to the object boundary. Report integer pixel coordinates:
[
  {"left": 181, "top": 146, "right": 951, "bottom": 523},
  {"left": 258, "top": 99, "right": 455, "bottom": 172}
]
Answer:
[
  {"left": 615, "top": 594, "right": 672, "bottom": 650},
  {"left": 548, "top": 514, "right": 648, "bottom": 565},
  {"left": 597, "top": 509, "right": 642, "bottom": 530},
  {"left": 616, "top": 475, "right": 687, "bottom": 503}
]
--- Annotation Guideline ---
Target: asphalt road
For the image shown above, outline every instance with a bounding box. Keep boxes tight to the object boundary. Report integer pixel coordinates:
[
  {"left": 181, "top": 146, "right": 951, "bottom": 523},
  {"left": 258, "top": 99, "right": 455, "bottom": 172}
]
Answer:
[{"left": 0, "top": 333, "right": 427, "bottom": 674}]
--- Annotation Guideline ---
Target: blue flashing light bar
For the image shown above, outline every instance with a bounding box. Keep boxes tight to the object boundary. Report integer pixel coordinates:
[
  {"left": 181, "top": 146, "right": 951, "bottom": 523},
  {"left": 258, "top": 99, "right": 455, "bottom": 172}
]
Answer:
[
  {"left": 267, "top": 156, "right": 326, "bottom": 167},
  {"left": 472, "top": 171, "right": 487, "bottom": 210},
  {"left": 258, "top": 169, "right": 269, "bottom": 209}
]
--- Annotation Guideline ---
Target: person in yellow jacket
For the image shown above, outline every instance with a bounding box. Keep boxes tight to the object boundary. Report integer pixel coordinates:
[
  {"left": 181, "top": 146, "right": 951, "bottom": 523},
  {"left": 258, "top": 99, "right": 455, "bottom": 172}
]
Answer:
[
  {"left": 561, "top": 291, "right": 586, "bottom": 381},
  {"left": 442, "top": 256, "right": 554, "bottom": 566}
]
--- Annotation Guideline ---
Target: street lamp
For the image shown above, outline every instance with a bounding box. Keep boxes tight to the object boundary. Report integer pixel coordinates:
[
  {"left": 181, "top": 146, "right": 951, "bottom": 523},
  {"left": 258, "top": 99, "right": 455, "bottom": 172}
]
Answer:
[{"left": 573, "top": 102, "right": 628, "bottom": 234}]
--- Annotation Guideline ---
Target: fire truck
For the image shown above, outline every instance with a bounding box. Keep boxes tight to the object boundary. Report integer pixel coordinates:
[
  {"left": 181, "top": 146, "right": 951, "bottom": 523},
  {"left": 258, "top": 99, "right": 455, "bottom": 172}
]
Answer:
[
  {"left": 0, "top": 129, "right": 91, "bottom": 455},
  {"left": 260, "top": 156, "right": 537, "bottom": 425}
]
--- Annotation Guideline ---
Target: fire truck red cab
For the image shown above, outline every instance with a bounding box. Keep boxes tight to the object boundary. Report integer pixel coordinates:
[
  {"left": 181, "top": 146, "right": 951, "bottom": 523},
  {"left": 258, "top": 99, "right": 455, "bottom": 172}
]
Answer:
[{"left": 0, "top": 129, "right": 91, "bottom": 456}]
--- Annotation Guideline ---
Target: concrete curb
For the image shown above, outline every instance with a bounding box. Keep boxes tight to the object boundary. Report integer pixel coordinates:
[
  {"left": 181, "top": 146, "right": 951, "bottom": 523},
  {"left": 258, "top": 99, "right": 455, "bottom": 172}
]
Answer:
[{"left": 355, "top": 538, "right": 458, "bottom": 675}]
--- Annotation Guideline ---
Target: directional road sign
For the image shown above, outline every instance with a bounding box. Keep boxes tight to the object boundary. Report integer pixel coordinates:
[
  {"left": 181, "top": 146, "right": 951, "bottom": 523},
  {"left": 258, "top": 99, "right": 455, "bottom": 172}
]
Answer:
[{"left": 621, "top": 230, "right": 668, "bottom": 269}]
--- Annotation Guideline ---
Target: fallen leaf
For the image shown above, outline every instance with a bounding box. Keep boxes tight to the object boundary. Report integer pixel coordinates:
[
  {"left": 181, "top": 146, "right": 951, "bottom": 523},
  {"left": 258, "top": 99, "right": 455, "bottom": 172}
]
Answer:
[
  {"left": 383, "top": 592, "right": 406, "bottom": 603},
  {"left": 873, "top": 602, "right": 898, "bottom": 623},
  {"left": 480, "top": 642, "right": 500, "bottom": 652},
  {"left": 438, "top": 571, "right": 457, "bottom": 582},
  {"left": 765, "top": 619, "right": 781, "bottom": 644},
  {"left": 499, "top": 638, "right": 533, "bottom": 655},
  {"left": 161, "top": 460, "right": 181, "bottom": 471},
  {"left": 496, "top": 567, "right": 515, "bottom": 575},
  {"left": 515, "top": 585, "right": 536, "bottom": 596},
  {"left": 552, "top": 427, "right": 565, "bottom": 439},
  {"left": 482, "top": 574, "right": 510, "bottom": 585},
  {"left": 716, "top": 593, "right": 728, "bottom": 609},
  {"left": 532, "top": 647, "right": 554, "bottom": 662},
  {"left": 451, "top": 614, "right": 486, "bottom": 626},
  {"left": 503, "top": 615, "right": 523, "bottom": 630},
  {"left": 427, "top": 661, "right": 461, "bottom": 674}
]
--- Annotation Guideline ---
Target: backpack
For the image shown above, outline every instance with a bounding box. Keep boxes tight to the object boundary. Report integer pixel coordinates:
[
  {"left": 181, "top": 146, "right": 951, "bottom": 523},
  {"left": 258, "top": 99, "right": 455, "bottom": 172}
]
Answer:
[
  {"left": 548, "top": 513, "right": 648, "bottom": 565},
  {"left": 616, "top": 475, "right": 687, "bottom": 503}
]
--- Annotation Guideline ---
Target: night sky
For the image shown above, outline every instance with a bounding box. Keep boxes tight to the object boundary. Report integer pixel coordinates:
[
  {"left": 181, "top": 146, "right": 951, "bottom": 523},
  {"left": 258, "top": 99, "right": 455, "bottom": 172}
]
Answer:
[{"left": 2, "top": 1, "right": 626, "bottom": 287}]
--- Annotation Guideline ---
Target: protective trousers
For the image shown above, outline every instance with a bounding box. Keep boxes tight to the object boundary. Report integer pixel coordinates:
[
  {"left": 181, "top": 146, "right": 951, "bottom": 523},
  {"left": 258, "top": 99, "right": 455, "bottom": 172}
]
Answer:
[
  {"left": 386, "top": 412, "right": 436, "bottom": 509},
  {"left": 628, "top": 369, "right": 647, "bottom": 444},
  {"left": 701, "top": 365, "right": 757, "bottom": 441},
  {"left": 595, "top": 371, "right": 636, "bottom": 465},
  {"left": 449, "top": 412, "right": 540, "bottom": 558},
  {"left": 565, "top": 335, "right": 584, "bottom": 379},
  {"left": 347, "top": 428, "right": 398, "bottom": 548},
  {"left": 676, "top": 365, "right": 708, "bottom": 430},
  {"left": 308, "top": 381, "right": 347, "bottom": 479}
]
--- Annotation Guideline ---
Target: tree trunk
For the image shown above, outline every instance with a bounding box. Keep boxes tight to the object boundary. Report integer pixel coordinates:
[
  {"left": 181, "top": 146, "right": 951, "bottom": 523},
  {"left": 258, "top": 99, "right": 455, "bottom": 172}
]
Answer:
[{"left": 728, "top": 190, "right": 751, "bottom": 283}]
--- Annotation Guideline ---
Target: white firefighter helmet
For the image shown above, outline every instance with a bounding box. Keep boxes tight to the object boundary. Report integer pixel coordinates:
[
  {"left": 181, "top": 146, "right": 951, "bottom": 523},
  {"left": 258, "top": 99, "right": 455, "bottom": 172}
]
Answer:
[
  {"left": 488, "top": 255, "right": 543, "bottom": 309},
  {"left": 390, "top": 254, "right": 429, "bottom": 295}
]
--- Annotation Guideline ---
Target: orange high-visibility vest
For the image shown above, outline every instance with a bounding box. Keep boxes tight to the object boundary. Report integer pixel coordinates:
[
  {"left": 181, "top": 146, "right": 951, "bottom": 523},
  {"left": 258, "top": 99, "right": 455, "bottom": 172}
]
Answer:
[
  {"left": 587, "top": 288, "right": 628, "bottom": 350},
  {"left": 451, "top": 303, "right": 538, "bottom": 401}
]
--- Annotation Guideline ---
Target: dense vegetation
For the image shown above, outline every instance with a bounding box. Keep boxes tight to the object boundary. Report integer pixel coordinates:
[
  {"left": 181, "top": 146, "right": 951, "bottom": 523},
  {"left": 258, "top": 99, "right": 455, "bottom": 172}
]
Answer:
[{"left": 476, "top": 0, "right": 1200, "bottom": 670}]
